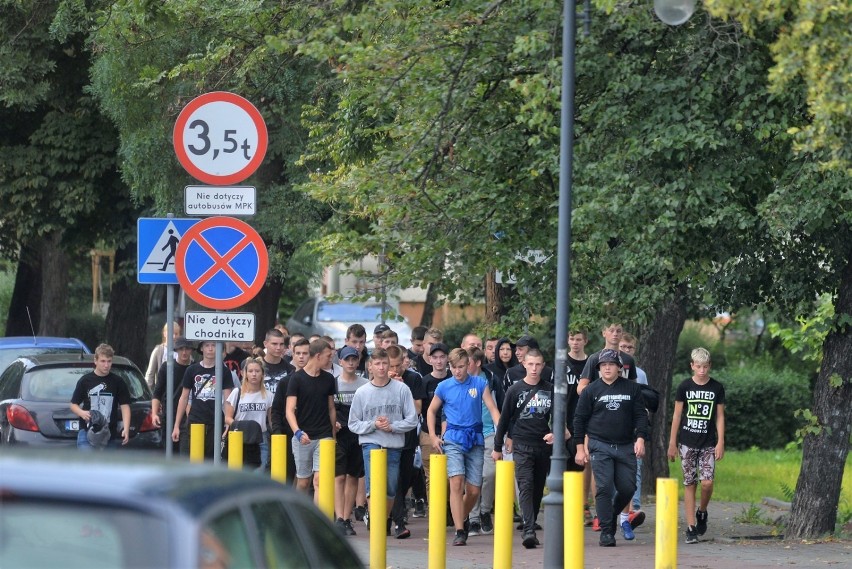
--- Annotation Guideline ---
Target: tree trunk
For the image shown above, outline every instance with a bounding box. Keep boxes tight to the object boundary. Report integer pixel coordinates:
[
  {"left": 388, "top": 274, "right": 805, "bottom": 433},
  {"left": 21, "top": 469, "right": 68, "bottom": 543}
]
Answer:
[
  {"left": 37, "top": 230, "right": 69, "bottom": 336},
  {"left": 485, "top": 270, "right": 508, "bottom": 324},
  {"left": 638, "top": 292, "right": 688, "bottom": 496},
  {"left": 105, "top": 245, "right": 149, "bottom": 369},
  {"left": 786, "top": 256, "right": 852, "bottom": 539},
  {"left": 5, "top": 241, "right": 43, "bottom": 336},
  {"left": 242, "top": 276, "right": 283, "bottom": 345},
  {"left": 419, "top": 281, "right": 438, "bottom": 327}
]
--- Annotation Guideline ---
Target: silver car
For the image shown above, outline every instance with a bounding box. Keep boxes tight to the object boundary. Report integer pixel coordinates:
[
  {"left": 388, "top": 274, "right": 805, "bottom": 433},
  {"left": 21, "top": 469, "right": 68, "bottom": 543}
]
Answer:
[{"left": 286, "top": 297, "right": 413, "bottom": 348}]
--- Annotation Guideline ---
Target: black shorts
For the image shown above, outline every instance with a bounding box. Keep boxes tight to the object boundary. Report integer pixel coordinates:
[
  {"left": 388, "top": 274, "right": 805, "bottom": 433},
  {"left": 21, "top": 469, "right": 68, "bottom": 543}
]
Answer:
[{"left": 336, "top": 429, "right": 364, "bottom": 477}]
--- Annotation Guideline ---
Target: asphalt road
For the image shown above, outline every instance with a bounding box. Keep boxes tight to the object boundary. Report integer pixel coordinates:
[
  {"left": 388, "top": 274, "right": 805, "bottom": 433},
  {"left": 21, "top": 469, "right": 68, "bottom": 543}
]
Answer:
[{"left": 348, "top": 500, "right": 852, "bottom": 568}]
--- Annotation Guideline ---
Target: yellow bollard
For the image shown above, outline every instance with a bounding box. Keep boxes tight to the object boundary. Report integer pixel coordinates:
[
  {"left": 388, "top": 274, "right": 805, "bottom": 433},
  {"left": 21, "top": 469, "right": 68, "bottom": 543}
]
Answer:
[
  {"left": 319, "top": 439, "right": 336, "bottom": 520},
  {"left": 656, "top": 478, "right": 679, "bottom": 569},
  {"left": 494, "top": 460, "right": 515, "bottom": 569},
  {"left": 190, "top": 423, "right": 205, "bottom": 463},
  {"left": 270, "top": 434, "right": 287, "bottom": 482},
  {"left": 428, "top": 453, "right": 447, "bottom": 569},
  {"left": 227, "top": 430, "right": 243, "bottom": 470},
  {"left": 564, "top": 471, "right": 584, "bottom": 569},
  {"left": 369, "top": 448, "right": 387, "bottom": 569}
]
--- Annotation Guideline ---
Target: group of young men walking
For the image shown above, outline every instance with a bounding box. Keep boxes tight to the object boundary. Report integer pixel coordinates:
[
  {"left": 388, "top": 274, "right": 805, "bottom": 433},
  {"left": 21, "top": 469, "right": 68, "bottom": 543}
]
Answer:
[{"left": 73, "top": 316, "right": 725, "bottom": 551}]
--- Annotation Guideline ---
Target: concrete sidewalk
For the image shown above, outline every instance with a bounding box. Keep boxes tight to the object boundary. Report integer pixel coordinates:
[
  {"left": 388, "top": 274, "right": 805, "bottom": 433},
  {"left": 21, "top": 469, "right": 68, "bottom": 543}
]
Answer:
[{"left": 348, "top": 500, "right": 852, "bottom": 568}]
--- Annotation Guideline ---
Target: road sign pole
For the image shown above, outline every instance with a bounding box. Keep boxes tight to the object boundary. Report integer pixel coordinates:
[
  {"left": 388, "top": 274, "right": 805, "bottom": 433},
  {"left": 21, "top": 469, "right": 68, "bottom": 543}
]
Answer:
[
  {"left": 214, "top": 343, "right": 224, "bottom": 465},
  {"left": 166, "top": 283, "right": 175, "bottom": 459}
]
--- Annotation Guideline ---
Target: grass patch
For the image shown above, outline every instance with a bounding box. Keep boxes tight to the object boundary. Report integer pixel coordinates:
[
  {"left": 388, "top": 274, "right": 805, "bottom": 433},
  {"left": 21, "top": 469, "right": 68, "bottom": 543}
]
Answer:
[{"left": 666, "top": 448, "right": 852, "bottom": 506}]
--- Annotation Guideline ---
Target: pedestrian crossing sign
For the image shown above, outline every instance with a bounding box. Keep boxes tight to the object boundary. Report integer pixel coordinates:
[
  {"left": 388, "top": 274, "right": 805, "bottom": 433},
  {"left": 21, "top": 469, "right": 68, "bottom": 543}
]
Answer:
[{"left": 137, "top": 218, "right": 200, "bottom": 284}]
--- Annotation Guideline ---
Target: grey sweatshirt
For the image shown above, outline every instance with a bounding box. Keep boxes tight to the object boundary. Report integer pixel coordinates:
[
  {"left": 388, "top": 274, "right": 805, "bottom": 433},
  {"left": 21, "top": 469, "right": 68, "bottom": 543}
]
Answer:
[{"left": 348, "top": 379, "right": 418, "bottom": 449}]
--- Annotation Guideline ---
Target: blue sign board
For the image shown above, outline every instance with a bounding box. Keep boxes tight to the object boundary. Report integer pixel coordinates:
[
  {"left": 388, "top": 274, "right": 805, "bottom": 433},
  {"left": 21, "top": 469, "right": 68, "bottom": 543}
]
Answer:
[{"left": 137, "top": 218, "right": 200, "bottom": 284}]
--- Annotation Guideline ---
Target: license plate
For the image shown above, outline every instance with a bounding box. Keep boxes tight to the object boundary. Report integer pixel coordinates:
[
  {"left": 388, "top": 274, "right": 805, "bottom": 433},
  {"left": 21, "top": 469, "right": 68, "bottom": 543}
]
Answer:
[{"left": 66, "top": 420, "right": 80, "bottom": 431}]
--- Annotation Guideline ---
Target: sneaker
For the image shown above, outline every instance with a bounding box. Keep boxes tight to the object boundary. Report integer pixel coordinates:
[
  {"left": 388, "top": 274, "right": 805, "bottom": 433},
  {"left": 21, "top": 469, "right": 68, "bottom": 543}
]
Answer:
[
  {"left": 394, "top": 522, "right": 411, "bottom": 539},
  {"left": 591, "top": 516, "right": 601, "bottom": 532},
  {"left": 480, "top": 512, "right": 494, "bottom": 534},
  {"left": 584, "top": 508, "right": 593, "bottom": 526},
  {"left": 685, "top": 525, "right": 698, "bottom": 544},
  {"left": 463, "top": 518, "right": 470, "bottom": 537},
  {"left": 363, "top": 508, "right": 370, "bottom": 529},
  {"left": 452, "top": 530, "right": 467, "bottom": 546},
  {"left": 628, "top": 510, "right": 646, "bottom": 529},
  {"left": 342, "top": 519, "right": 357, "bottom": 536},
  {"left": 468, "top": 521, "right": 482, "bottom": 537},
  {"left": 696, "top": 509, "right": 708, "bottom": 536},
  {"left": 386, "top": 518, "right": 393, "bottom": 537},
  {"left": 513, "top": 511, "right": 522, "bottom": 523},
  {"left": 335, "top": 517, "right": 347, "bottom": 535},
  {"left": 413, "top": 499, "right": 426, "bottom": 518},
  {"left": 621, "top": 520, "right": 635, "bottom": 541},
  {"left": 353, "top": 505, "right": 366, "bottom": 522},
  {"left": 522, "top": 531, "right": 538, "bottom": 549},
  {"left": 599, "top": 532, "right": 616, "bottom": 547}
]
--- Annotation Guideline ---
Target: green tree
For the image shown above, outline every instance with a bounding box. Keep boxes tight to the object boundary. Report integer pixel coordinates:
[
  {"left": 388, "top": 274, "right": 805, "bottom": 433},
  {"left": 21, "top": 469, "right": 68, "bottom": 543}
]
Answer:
[{"left": 0, "top": 0, "right": 137, "bottom": 349}]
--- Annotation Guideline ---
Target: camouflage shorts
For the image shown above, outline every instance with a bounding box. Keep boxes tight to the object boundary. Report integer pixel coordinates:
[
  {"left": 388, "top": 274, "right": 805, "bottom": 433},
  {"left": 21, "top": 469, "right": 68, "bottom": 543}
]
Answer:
[{"left": 679, "top": 445, "right": 716, "bottom": 486}]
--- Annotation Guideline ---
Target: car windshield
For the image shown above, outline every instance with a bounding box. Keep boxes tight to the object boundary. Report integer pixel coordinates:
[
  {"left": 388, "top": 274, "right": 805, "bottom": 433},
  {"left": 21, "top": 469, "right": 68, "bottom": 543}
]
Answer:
[
  {"left": 22, "top": 366, "right": 149, "bottom": 402},
  {"left": 316, "top": 302, "right": 385, "bottom": 322},
  {"left": 0, "top": 501, "right": 169, "bottom": 568},
  {"left": 0, "top": 348, "right": 84, "bottom": 376}
]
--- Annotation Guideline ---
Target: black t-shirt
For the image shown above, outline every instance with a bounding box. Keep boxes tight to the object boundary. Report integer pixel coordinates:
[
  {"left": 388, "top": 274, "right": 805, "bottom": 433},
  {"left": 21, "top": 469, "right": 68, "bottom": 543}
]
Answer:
[
  {"left": 420, "top": 369, "right": 451, "bottom": 434},
  {"left": 335, "top": 374, "right": 369, "bottom": 429},
  {"left": 573, "top": 377, "right": 648, "bottom": 445},
  {"left": 580, "top": 350, "right": 637, "bottom": 383},
  {"left": 674, "top": 377, "right": 726, "bottom": 448},
  {"left": 263, "top": 358, "right": 295, "bottom": 397},
  {"left": 414, "top": 353, "right": 432, "bottom": 377},
  {"left": 565, "top": 355, "right": 587, "bottom": 430},
  {"left": 400, "top": 369, "right": 426, "bottom": 449},
  {"left": 181, "top": 362, "right": 235, "bottom": 426},
  {"left": 70, "top": 372, "right": 131, "bottom": 439},
  {"left": 494, "top": 380, "right": 554, "bottom": 450},
  {"left": 153, "top": 361, "right": 191, "bottom": 422},
  {"left": 286, "top": 368, "right": 337, "bottom": 439},
  {"left": 270, "top": 375, "right": 292, "bottom": 436}
]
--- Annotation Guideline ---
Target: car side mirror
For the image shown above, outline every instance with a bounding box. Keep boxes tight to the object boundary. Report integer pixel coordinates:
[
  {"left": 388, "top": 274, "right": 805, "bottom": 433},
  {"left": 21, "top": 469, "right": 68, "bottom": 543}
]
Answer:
[{"left": 302, "top": 316, "right": 312, "bottom": 325}]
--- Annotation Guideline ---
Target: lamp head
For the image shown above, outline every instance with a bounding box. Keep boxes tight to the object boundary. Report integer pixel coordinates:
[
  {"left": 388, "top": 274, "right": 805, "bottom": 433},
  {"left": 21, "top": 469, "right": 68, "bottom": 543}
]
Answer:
[{"left": 654, "top": 0, "right": 695, "bottom": 26}]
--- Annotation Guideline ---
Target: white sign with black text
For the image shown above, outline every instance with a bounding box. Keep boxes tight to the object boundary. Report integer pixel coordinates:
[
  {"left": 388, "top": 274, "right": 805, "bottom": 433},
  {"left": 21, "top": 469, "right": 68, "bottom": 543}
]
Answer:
[
  {"left": 185, "top": 186, "right": 256, "bottom": 216},
  {"left": 184, "top": 311, "right": 255, "bottom": 342}
]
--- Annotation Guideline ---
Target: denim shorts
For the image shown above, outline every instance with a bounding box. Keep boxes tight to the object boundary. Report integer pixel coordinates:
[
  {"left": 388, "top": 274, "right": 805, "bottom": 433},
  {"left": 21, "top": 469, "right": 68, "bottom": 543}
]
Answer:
[
  {"left": 443, "top": 441, "right": 484, "bottom": 486},
  {"left": 362, "top": 444, "right": 402, "bottom": 498},
  {"left": 292, "top": 437, "right": 324, "bottom": 479}
]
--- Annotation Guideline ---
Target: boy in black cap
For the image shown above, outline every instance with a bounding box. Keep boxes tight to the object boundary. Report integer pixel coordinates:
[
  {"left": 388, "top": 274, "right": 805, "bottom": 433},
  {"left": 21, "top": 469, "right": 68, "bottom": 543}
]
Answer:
[
  {"left": 503, "top": 335, "right": 553, "bottom": 390},
  {"left": 573, "top": 349, "right": 648, "bottom": 547}
]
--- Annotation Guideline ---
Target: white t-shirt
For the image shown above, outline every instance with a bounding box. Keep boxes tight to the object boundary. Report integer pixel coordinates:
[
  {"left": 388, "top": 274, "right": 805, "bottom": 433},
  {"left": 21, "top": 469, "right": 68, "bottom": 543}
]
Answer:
[{"left": 227, "top": 388, "right": 273, "bottom": 433}]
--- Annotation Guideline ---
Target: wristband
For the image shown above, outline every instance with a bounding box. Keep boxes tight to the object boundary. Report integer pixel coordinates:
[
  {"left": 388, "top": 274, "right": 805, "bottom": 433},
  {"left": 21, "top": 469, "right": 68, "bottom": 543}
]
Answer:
[{"left": 295, "top": 429, "right": 304, "bottom": 441}]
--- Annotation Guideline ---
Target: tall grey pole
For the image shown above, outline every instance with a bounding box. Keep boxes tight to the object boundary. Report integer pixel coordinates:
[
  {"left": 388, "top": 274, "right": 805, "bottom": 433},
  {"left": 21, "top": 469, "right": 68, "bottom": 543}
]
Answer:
[
  {"left": 542, "top": 0, "right": 576, "bottom": 565},
  {"left": 165, "top": 212, "right": 175, "bottom": 460},
  {"left": 214, "top": 342, "right": 224, "bottom": 465},
  {"left": 165, "top": 285, "right": 175, "bottom": 459}
]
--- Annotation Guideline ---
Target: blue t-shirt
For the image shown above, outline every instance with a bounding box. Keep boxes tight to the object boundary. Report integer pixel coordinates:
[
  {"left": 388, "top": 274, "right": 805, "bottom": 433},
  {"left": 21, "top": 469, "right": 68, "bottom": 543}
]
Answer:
[{"left": 435, "top": 374, "right": 487, "bottom": 449}]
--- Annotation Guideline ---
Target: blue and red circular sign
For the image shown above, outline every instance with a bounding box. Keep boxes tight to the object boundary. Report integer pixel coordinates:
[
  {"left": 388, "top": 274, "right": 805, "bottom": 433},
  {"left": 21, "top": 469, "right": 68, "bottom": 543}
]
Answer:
[
  {"left": 173, "top": 92, "right": 268, "bottom": 186},
  {"left": 175, "top": 217, "right": 268, "bottom": 310}
]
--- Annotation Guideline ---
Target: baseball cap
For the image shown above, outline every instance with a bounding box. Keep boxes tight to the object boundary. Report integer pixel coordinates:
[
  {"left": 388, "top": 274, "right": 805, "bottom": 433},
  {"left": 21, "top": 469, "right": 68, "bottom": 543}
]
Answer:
[
  {"left": 429, "top": 342, "right": 449, "bottom": 356},
  {"left": 515, "top": 335, "right": 539, "bottom": 350},
  {"left": 339, "top": 346, "right": 360, "bottom": 360},
  {"left": 173, "top": 337, "right": 194, "bottom": 350},
  {"left": 597, "top": 349, "right": 623, "bottom": 368},
  {"left": 374, "top": 324, "right": 391, "bottom": 335}
]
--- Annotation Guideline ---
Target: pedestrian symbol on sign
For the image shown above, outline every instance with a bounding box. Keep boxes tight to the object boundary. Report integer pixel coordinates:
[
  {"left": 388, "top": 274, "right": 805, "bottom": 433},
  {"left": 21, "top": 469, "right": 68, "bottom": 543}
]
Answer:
[{"left": 137, "top": 218, "right": 200, "bottom": 284}]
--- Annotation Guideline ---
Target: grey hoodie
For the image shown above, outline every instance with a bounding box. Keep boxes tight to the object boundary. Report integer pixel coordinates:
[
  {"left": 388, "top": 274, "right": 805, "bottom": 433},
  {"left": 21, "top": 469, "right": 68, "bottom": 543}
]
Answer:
[{"left": 348, "top": 379, "right": 418, "bottom": 449}]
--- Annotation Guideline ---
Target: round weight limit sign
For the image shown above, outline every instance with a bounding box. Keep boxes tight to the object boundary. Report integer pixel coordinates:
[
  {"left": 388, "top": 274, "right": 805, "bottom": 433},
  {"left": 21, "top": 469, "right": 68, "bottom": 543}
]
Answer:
[
  {"left": 175, "top": 217, "right": 269, "bottom": 310},
  {"left": 173, "top": 92, "right": 268, "bottom": 185}
]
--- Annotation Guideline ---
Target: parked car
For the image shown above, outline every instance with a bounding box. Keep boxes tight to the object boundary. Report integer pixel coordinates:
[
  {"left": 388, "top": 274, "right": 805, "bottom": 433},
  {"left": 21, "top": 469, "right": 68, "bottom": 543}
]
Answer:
[
  {"left": 0, "top": 336, "right": 91, "bottom": 374},
  {"left": 0, "top": 354, "right": 160, "bottom": 449},
  {"left": 286, "top": 297, "right": 413, "bottom": 349},
  {"left": 0, "top": 451, "right": 364, "bottom": 568}
]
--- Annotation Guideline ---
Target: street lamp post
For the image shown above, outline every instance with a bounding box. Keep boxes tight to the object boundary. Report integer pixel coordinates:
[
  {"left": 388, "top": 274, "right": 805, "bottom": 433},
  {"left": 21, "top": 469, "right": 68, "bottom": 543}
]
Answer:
[
  {"left": 542, "top": 1, "right": 694, "bottom": 565},
  {"left": 541, "top": 0, "right": 576, "bottom": 564}
]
